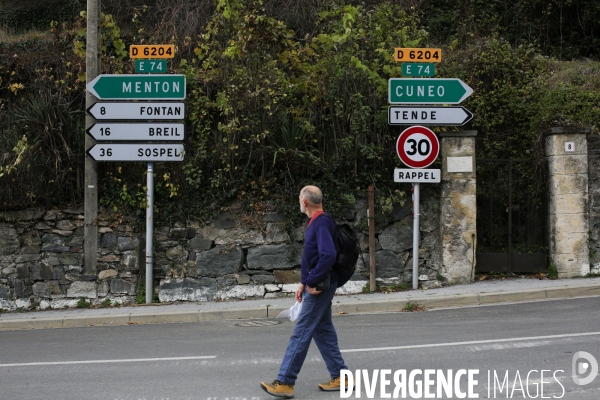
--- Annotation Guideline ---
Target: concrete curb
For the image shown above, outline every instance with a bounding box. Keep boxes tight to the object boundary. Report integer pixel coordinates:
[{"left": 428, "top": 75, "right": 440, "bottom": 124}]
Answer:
[{"left": 1, "top": 284, "right": 599, "bottom": 331}]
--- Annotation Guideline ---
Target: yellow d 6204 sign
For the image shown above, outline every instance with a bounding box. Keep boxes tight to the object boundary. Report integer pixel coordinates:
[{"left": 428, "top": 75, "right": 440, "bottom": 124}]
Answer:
[
  {"left": 395, "top": 48, "right": 442, "bottom": 63},
  {"left": 130, "top": 45, "right": 175, "bottom": 59}
]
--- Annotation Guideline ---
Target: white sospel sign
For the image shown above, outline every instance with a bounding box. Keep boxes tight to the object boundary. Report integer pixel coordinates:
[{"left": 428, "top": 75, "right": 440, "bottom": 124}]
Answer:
[
  {"left": 86, "top": 144, "right": 184, "bottom": 162},
  {"left": 394, "top": 168, "right": 441, "bottom": 183},
  {"left": 87, "top": 102, "right": 185, "bottom": 120},
  {"left": 87, "top": 123, "right": 184, "bottom": 141},
  {"left": 388, "top": 106, "right": 473, "bottom": 126}
]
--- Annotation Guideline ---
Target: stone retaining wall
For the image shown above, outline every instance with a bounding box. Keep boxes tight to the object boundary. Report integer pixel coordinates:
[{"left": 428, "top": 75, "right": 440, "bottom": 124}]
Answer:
[{"left": 0, "top": 196, "right": 442, "bottom": 311}]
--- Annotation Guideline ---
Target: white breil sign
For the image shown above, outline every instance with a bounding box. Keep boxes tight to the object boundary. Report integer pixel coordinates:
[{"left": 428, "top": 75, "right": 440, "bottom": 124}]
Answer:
[
  {"left": 87, "top": 123, "right": 184, "bottom": 141},
  {"left": 394, "top": 168, "right": 441, "bottom": 183},
  {"left": 86, "top": 144, "right": 184, "bottom": 162},
  {"left": 87, "top": 102, "right": 185, "bottom": 120}
]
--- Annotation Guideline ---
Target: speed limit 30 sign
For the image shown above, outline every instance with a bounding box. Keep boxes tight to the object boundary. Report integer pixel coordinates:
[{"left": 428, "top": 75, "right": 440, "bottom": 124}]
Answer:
[{"left": 396, "top": 125, "right": 439, "bottom": 168}]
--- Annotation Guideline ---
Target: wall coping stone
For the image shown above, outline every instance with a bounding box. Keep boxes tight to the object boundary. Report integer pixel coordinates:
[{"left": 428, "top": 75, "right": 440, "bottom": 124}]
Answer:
[
  {"left": 544, "top": 127, "right": 591, "bottom": 136},
  {"left": 439, "top": 130, "right": 477, "bottom": 137}
]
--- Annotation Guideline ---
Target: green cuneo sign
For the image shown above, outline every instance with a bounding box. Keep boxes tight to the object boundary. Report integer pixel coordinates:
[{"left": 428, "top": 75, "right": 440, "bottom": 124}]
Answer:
[
  {"left": 87, "top": 74, "right": 186, "bottom": 100},
  {"left": 388, "top": 78, "right": 473, "bottom": 104},
  {"left": 402, "top": 63, "right": 435, "bottom": 77},
  {"left": 135, "top": 60, "right": 168, "bottom": 74}
]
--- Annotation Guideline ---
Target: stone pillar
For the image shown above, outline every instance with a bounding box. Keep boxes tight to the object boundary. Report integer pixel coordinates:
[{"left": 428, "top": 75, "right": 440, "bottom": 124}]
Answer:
[
  {"left": 439, "top": 131, "right": 477, "bottom": 284},
  {"left": 588, "top": 132, "right": 600, "bottom": 273},
  {"left": 545, "top": 127, "right": 590, "bottom": 277}
]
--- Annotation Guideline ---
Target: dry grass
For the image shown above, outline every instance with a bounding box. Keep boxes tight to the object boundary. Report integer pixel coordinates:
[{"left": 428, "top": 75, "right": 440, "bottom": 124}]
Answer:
[
  {"left": 542, "top": 59, "right": 600, "bottom": 90},
  {"left": 0, "top": 27, "right": 49, "bottom": 43}
]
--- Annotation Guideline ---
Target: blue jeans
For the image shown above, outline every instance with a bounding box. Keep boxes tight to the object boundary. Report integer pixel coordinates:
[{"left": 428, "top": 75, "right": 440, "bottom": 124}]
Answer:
[{"left": 277, "top": 282, "right": 347, "bottom": 384}]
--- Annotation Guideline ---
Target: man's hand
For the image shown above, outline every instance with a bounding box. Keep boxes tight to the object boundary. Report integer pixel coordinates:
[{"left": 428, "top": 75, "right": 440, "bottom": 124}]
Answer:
[
  {"left": 307, "top": 286, "right": 322, "bottom": 296},
  {"left": 295, "top": 284, "right": 305, "bottom": 302}
]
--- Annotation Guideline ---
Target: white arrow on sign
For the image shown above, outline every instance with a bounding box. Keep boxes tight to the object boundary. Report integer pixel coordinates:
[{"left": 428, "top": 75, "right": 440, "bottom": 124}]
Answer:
[
  {"left": 87, "top": 123, "right": 185, "bottom": 141},
  {"left": 87, "top": 102, "right": 185, "bottom": 120},
  {"left": 388, "top": 106, "right": 473, "bottom": 126},
  {"left": 394, "top": 168, "right": 441, "bottom": 183},
  {"left": 86, "top": 144, "right": 184, "bottom": 162}
]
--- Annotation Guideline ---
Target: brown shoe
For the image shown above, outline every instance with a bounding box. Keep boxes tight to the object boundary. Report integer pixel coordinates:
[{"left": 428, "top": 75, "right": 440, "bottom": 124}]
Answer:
[
  {"left": 318, "top": 375, "right": 351, "bottom": 391},
  {"left": 260, "top": 380, "right": 294, "bottom": 398}
]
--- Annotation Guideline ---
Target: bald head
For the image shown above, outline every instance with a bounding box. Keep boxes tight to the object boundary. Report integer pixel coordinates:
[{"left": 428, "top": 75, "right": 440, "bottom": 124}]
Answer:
[
  {"left": 299, "top": 186, "right": 323, "bottom": 216},
  {"left": 300, "top": 186, "right": 323, "bottom": 206}
]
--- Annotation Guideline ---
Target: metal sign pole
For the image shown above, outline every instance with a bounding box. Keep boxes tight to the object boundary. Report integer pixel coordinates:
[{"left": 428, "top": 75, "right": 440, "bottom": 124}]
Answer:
[
  {"left": 412, "top": 182, "right": 420, "bottom": 289},
  {"left": 146, "top": 162, "right": 154, "bottom": 304}
]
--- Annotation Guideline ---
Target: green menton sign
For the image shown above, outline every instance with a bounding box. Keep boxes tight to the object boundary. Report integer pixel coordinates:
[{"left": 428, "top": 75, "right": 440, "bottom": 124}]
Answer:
[
  {"left": 87, "top": 74, "right": 186, "bottom": 100},
  {"left": 388, "top": 78, "right": 473, "bottom": 104}
]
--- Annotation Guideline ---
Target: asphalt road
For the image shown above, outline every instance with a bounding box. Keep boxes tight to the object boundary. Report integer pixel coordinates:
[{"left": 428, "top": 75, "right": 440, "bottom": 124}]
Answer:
[{"left": 0, "top": 297, "right": 599, "bottom": 400}]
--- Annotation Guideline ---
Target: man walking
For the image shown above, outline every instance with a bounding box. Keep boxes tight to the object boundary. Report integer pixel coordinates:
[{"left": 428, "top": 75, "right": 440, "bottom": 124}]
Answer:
[{"left": 260, "top": 185, "right": 349, "bottom": 398}]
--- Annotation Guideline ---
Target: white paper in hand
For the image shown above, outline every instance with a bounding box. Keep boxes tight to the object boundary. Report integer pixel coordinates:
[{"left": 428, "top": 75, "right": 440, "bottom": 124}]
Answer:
[{"left": 276, "top": 301, "right": 303, "bottom": 322}]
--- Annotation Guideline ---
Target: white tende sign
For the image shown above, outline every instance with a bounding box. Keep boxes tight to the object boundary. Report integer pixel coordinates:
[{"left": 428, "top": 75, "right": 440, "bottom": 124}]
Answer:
[
  {"left": 388, "top": 106, "right": 473, "bottom": 126},
  {"left": 447, "top": 157, "right": 473, "bottom": 173},
  {"left": 394, "top": 168, "right": 441, "bottom": 183}
]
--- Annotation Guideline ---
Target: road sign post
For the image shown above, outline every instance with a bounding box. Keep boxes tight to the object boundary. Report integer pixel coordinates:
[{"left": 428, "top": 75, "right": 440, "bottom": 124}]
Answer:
[
  {"left": 146, "top": 163, "right": 154, "bottom": 304},
  {"left": 388, "top": 106, "right": 473, "bottom": 126},
  {"left": 412, "top": 182, "right": 420, "bottom": 290},
  {"left": 395, "top": 126, "right": 440, "bottom": 289},
  {"left": 388, "top": 78, "right": 473, "bottom": 104},
  {"left": 84, "top": 0, "right": 100, "bottom": 277},
  {"left": 85, "top": 46, "right": 185, "bottom": 304}
]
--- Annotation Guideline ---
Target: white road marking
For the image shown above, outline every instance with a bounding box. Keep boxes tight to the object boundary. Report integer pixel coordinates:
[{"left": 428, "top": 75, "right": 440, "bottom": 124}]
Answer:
[
  {"left": 341, "top": 331, "right": 600, "bottom": 353},
  {"left": 468, "top": 339, "right": 554, "bottom": 351},
  {"left": 0, "top": 355, "right": 216, "bottom": 367}
]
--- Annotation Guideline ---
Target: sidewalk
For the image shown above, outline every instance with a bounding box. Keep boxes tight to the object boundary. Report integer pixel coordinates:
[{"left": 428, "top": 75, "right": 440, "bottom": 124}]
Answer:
[{"left": 1, "top": 277, "right": 599, "bottom": 331}]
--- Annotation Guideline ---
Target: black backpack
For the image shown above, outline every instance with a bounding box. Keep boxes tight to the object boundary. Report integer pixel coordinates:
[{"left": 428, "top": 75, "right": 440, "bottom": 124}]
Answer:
[{"left": 323, "top": 213, "right": 362, "bottom": 287}]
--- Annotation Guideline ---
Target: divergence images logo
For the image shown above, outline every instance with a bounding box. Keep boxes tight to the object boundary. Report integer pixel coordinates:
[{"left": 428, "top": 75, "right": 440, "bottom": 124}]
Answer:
[{"left": 572, "top": 351, "right": 598, "bottom": 386}]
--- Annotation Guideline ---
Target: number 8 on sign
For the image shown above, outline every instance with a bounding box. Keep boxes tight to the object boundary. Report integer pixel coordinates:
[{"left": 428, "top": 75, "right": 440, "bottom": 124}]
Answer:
[{"left": 396, "top": 125, "right": 440, "bottom": 169}]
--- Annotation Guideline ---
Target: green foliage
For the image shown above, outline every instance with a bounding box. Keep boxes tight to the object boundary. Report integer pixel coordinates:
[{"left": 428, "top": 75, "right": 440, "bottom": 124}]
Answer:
[
  {"left": 101, "top": 298, "right": 112, "bottom": 307},
  {"left": 135, "top": 284, "right": 159, "bottom": 304},
  {"left": 76, "top": 297, "right": 91, "bottom": 308},
  {"left": 420, "top": 0, "right": 600, "bottom": 60},
  {"left": 73, "top": 11, "right": 128, "bottom": 75},
  {"left": 534, "top": 60, "right": 600, "bottom": 130},
  {"left": 0, "top": 136, "right": 28, "bottom": 178},
  {"left": 177, "top": 0, "right": 420, "bottom": 220},
  {"left": 442, "top": 37, "right": 546, "bottom": 160},
  {"left": 1, "top": 89, "right": 85, "bottom": 208},
  {"left": 380, "top": 190, "right": 406, "bottom": 215},
  {"left": 1, "top": 0, "right": 599, "bottom": 225},
  {"left": 0, "top": 0, "right": 83, "bottom": 33},
  {"left": 547, "top": 263, "right": 558, "bottom": 279}
]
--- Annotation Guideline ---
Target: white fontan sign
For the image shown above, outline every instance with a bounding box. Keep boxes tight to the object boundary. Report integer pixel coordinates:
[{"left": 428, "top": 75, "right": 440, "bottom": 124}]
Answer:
[{"left": 87, "top": 102, "right": 185, "bottom": 120}]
